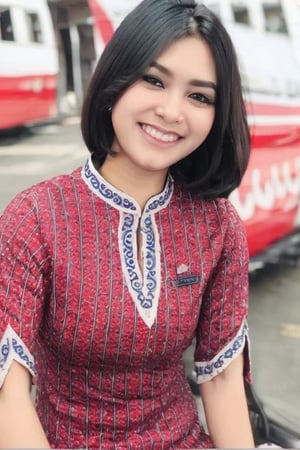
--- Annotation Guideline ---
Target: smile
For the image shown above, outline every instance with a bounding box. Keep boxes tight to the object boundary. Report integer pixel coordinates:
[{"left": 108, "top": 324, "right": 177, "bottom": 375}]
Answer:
[{"left": 141, "top": 124, "right": 181, "bottom": 143}]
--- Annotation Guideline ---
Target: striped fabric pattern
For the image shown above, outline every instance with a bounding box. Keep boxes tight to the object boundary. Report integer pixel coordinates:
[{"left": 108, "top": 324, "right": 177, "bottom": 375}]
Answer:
[{"left": 0, "top": 158, "right": 250, "bottom": 449}]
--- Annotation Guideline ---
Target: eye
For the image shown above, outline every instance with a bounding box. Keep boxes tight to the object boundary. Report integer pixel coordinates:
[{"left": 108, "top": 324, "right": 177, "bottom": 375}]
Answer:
[
  {"left": 142, "top": 74, "right": 164, "bottom": 88},
  {"left": 189, "top": 92, "right": 215, "bottom": 105}
]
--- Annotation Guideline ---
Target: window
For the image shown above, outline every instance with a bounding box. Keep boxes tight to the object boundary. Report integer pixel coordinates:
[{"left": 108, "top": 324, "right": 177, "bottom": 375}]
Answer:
[
  {"left": 263, "top": 2, "right": 288, "bottom": 34},
  {"left": 0, "top": 8, "right": 15, "bottom": 41},
  {"left": 26, "top": 12, "right": 43, "bottom": 43},
  {"left": 232, "top": 4, "right": 250, "bottom": 25}
]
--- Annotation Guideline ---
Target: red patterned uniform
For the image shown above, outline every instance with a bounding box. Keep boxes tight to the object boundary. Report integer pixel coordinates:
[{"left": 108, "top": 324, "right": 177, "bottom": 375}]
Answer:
[{"left": 0, "top": 157, "right": 250, "bottom": 449}]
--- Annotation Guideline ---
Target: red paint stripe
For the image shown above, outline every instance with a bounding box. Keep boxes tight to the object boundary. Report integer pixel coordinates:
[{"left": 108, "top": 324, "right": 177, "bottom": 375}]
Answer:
[
  {"left": 245, "top": 99, "right": 300, "bottom": 146},
  {"left": 250, "top": 124, "right": 300, "bottom": 148},
  {"left": 0, "top": 74, "right": 57, "bottom": 92},
  {"left": 88, "top": 0, "right": 114, "bottom": 45},
  {"left": 245, "top": 100, "right": 300, "bottom": 116},
  {"left": 0, "top": 74, "right": 57, "bottom": 129}
]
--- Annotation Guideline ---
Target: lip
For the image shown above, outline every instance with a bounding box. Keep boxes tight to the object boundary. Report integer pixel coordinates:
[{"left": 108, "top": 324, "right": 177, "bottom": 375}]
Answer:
[{"left": 139, "top": 122, "right": 183, "bottom": 146}]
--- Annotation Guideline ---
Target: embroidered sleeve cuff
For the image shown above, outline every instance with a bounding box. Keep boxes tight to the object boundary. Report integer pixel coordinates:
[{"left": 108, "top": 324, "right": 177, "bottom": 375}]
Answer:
[
  {"left": 195, "top": 319, "right": 250, "bottom": 384},
  {"left": 0, "top": 324, "right": 35, "bottom": 388}
]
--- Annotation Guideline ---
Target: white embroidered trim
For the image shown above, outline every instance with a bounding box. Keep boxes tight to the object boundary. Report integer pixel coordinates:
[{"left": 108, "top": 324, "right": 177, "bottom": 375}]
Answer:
[
  {"left": 81, "top": 157, "right": 174, "bottom": 215},
  {"left": 195, "top": 319, "right": 249, "bottom": 384},
  {"left": 81, "top": 157, "right": 173, "bottom": 328},
  {"left": 119, "top": 212, "right": 161, "bottom": 328},
  {"left": 0, "top": 324, "right": 35, "bottom": 388}
]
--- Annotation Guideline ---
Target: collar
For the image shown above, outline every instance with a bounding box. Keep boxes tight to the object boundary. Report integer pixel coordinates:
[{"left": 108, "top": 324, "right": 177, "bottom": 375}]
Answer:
[{"left": 81, "top": 156, "right": 174, "bottom": 215}]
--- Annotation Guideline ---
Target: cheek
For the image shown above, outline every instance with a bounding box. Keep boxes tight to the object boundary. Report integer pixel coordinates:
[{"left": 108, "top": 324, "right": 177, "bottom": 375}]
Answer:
[
  {"left": 111, "top": 100, "right": 131, "bottom": 132},
  {"left": 204, "top": 109, "right": 215, "bottom": 129},
  {"left": 112, "top": 102, "right": 139, "bottom": 133},
  {"left": 192, "top": 111, "right": 215, "bottom": 141},
  {"left": 111, "top": 110, "right": 127, "bottom": 148}
]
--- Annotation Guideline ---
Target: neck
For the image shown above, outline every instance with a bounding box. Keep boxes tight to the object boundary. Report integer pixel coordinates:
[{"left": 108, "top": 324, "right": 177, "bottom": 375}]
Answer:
[{"left": 99, "top": 156, "right": 168, "bottom": 211}]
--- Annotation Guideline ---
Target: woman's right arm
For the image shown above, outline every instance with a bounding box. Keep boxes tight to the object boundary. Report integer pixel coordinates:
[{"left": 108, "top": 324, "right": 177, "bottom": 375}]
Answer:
[
  {"left": 0, "top": 361, "right": 50, "bottom": 448},
  {"left": 0, "top": 192, "right": 52, "bottom": 447}
]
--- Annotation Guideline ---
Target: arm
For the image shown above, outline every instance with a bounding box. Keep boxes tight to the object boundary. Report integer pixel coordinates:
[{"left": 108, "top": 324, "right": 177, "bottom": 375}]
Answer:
[
  {"left": 200, "top": 352, "right": 254, "bottom": 449},
  {"left": 0, "top": 193, "right": 51, "bottom": 447},
  {"left": 0, "top": 361, "right": 50, "bottom": 448}
]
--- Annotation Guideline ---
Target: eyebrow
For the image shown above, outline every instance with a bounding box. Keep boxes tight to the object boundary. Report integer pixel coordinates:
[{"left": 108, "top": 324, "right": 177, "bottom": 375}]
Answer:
[{"left": 150, "top": 62, "right": 217, "bottom": 91}]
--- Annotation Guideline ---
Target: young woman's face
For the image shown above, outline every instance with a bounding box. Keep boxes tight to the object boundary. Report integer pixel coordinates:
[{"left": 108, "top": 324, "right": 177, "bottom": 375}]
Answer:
[{"left": 111, "top": 35, "right": 217, "bottom": 177}]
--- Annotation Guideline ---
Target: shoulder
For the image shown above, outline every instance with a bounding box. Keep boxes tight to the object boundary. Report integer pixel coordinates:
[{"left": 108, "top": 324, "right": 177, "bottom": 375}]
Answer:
[
  {"left": 0, "top": 167, "right": 84, "bottom": 229},
  {"left": 211, "top": 197, "right": 245, "bottom": 232},
  {"left": 205, "top": 197, "right": 247, "bottom": 248},
  {"left": 3, "top": 167, "right": 82, "bottom": 209},
  {"left": 172, "top": 188, "right": 247, "bottom": 263},
  {"left": 174, "top": 186, "right": 244, "bottom": 234},
  {"left": 200, "top": 198, "right": 247, "bottom": 254},
  {"left": 26, "top": 166, "right": 82, "bottom": 199}
]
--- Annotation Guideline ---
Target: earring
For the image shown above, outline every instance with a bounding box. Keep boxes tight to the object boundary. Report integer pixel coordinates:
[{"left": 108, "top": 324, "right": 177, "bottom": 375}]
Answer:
[{"left": 107, "top": 106, "right": 112, "bottom": 112}]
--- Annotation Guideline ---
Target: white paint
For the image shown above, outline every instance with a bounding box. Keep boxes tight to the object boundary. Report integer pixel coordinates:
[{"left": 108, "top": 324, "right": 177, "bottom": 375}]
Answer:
[
  {"left": 0, "top": 0, "right": 58, "bottom": 77},
  {"left": 230, "top": 158, "right": 300, "bottom": 221}
]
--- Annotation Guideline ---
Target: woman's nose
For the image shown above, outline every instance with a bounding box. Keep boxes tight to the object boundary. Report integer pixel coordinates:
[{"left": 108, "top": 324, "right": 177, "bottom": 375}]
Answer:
[{"left": 155, "top": 93, "right": 184, "bottom": 124}]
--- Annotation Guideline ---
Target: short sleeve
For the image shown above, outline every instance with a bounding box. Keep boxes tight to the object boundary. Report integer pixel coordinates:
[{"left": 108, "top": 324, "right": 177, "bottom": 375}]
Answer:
[
  {"left": 194, "top": 199, "right": 251, "bottom": 384},
  {"left": 0, "top": 191, "right": 50, "bottom": 387}
]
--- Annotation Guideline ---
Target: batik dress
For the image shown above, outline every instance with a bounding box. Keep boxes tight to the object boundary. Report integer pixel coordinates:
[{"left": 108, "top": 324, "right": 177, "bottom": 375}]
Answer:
[{"left": 0, "top": 156, "right": 250, "bottom": 449}]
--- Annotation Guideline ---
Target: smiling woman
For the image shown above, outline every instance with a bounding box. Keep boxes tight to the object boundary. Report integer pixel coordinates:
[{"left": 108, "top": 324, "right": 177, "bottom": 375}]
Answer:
[
  {"left": 99, "top": 35, "right": 217, "bottom": 205},
  {"left": 0, "top": 1, "right": 253, "bottom": 449},
  {"left": 82, "top": 0, "right": 250, "bottom": 200}
]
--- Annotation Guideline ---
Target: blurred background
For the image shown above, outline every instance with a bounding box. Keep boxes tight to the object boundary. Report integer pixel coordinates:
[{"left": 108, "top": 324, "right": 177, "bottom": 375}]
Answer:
[{"left": 0, "top": 0, "right": 300, "bottom": 446}]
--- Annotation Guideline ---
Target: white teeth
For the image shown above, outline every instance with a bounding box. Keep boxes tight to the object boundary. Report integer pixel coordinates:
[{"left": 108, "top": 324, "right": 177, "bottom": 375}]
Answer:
[{"left": 142, "top": 124, "right": 179, "bottom": 143}]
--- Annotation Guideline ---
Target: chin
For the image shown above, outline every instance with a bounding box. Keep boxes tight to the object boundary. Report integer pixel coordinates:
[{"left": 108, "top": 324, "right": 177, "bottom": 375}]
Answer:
[{"left": 142, "top": 163, "right": 169, "bottom": 172}]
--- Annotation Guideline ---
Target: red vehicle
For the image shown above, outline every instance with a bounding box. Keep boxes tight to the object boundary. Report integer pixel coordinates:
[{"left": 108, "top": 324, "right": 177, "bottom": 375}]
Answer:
[
  {"left": 232, "top": 98, "right": 300, "bottom": 266},
  {"left": 0, "top": 0, "right": 59, "bottom": 130}
]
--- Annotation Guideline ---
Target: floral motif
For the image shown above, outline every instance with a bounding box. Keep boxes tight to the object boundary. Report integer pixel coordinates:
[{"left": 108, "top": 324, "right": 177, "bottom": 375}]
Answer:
[
  {"left": 195, "top": 321, "right": 248, "bottom": 381},
  {"left": 0, "top": 325, "right": 35, "bottom": 388},
  {"left": 0, "top": 161, "right": 250, "bottom": 448},
  {"left": 120, "top": 213, "right": 157, "bottom": 310},
  {"left": 145, "top": 177, "right": 174, "bottom": 213},
  {"left": 0, "top": 339, "right": 9, "bottom": 366},
  {"left": 83, "top": 159, "right": 137, "bottom": 212},
  {"left": 82, "top": 158, "right": 174, "bottom": 216},
  {"left": 80, "top": 157, "right": 175, "bottom": 327}
]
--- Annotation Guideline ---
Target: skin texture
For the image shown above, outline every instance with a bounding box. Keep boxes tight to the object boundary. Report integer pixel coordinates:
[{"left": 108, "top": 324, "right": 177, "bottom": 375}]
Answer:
[
  {"left": 0, "top": 362, "right": 50, "bottom": 448},
  {"left": 100, "top": 36, "right": 217, "bottom": 209},
  {"left": 200, "top": 353, "right": 255, "bottom": 448}
]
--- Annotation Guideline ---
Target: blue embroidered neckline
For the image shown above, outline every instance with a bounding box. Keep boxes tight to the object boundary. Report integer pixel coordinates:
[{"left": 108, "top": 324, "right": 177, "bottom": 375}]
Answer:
[
  {"left": 81, "top": 157, "right": 174, "bottom": 215},
  {"left": 81, "top": 157, "right": 173, "bottom": 327}
]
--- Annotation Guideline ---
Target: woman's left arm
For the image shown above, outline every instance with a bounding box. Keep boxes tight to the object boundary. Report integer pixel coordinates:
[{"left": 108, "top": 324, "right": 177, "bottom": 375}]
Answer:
[{"left": 200, "top": 352, "right": 255, "bottom": 449}]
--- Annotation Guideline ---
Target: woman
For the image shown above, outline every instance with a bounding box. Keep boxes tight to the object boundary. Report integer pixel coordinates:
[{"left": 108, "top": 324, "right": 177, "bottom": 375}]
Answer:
[{"left": 0, "top": 0, "right": 254, "bottom": 448}]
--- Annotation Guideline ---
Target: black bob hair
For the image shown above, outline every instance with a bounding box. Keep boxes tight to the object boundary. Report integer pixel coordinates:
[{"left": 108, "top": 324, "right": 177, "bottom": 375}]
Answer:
[{"left": 81, "top": 0, "right": 250, "bottom": 199}]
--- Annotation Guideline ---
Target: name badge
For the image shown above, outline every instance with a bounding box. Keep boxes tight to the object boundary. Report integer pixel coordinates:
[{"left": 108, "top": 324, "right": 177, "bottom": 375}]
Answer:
[{"left": 175, "top": 275, "right": 200, "bottom": 287}]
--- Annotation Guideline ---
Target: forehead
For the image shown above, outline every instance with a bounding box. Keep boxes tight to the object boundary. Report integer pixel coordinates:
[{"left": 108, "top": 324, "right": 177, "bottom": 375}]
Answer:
[{"left": 154, "top": 36, "right": 217, "bottom": 84}]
